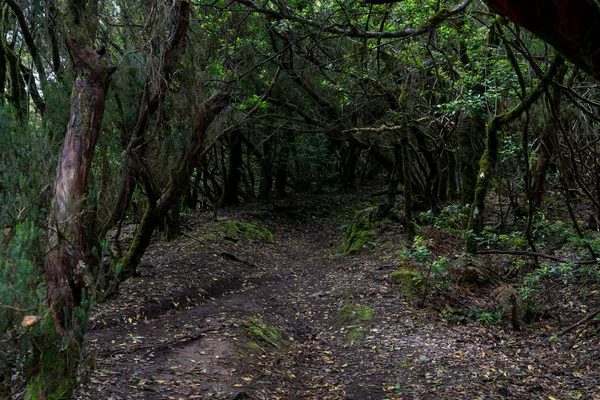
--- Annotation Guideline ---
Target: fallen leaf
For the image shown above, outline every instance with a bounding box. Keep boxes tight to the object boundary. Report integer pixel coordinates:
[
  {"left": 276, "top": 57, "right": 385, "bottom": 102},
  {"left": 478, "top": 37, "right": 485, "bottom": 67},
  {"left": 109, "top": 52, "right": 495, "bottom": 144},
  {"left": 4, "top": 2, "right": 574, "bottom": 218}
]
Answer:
[{"left": 21, "top": 315, "right": 40, "bottom": 327}]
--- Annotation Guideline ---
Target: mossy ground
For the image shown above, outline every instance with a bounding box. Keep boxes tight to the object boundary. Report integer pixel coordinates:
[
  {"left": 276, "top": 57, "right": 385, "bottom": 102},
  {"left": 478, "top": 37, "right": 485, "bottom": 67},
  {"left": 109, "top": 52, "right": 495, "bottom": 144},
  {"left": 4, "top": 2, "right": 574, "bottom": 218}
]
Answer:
[
  {"left": 333, "top": 304, "right": 375, "bottom": 342},
  {"left": 389, "top": 269, "right": 423, "bottom": 296},
  {"left": 245, "top": 316, "right": 285, "bottom": 348},
  {"left": 216, "top": 220, "right": 274, "bottom": 243}
]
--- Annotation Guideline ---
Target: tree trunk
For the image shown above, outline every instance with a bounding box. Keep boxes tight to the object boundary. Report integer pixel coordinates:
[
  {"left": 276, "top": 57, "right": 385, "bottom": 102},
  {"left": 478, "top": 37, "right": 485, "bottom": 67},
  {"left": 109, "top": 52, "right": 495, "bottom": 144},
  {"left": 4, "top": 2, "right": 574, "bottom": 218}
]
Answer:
[
  {"left": 341, "top": 142, "right": 360, "bottom": 187},
  {"left": 401, "top": 132, "right": 415, "bottom": 241},
  {"left": 376, "top": 140, "right": 402, "bottom": 220},
  {"left": 259, "top": 135, "right": 273, "bottom": 200},
  {"left": 458, "top": 113, "right": 485, "bottom": 206},
  {"left": 36, "top": 6, "right": 114, "bottom": 396},
  {"left": 275, "top": 132, "right": 294, "bottom": 197},
  {"left": 0, "top": 9, "right": 6, "bottom": 101},
  {"left": 221, "top": 129, "right": 243, "bottom": 206}
]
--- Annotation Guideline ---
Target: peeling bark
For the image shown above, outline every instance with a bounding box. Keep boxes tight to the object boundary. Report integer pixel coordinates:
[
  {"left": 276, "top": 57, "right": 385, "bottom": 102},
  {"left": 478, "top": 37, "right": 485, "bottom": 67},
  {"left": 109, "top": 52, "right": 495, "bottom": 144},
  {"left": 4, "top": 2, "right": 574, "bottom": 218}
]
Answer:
[{"left": 45, "top": 37, "right": 114, "bottom": 332}]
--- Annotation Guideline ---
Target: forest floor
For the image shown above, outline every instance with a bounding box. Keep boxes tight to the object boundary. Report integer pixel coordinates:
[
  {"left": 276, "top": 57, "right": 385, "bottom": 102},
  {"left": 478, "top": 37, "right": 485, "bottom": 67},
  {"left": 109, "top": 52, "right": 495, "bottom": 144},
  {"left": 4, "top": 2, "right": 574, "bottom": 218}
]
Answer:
[{"left": 75, "top": 188, "right": 600, "bottom": 400}]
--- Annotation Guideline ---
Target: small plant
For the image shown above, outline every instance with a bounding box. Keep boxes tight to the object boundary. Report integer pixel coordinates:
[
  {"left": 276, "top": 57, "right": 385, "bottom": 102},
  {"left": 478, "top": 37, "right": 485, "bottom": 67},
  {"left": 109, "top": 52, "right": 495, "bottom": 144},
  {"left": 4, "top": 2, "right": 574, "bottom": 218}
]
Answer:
[
  {"left": 441, "top": 308, "right": 467, "bottom": 325},
  {"left": 470, "top": 308, "right": 502, "bottom": 326},
  {"left": 419, "top": 204, "right": 469, "bottom": 232},
  {"left": 398, "top": 236, "right": 432, "bottom": 263}
]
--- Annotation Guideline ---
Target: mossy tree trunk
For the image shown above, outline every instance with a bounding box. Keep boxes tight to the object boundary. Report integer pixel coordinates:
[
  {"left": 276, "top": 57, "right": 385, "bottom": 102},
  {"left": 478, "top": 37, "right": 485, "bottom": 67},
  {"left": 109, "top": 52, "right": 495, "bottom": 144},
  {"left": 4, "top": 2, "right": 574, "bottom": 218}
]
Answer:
[
  {"left": 275, "top": 131, "right": 294, "bottom": 198},
  {"left": 458, "top": 113, "right": 485, "bottom": 206},
  {"left": 531, "top": 66, "right": 566, "bottom": 209},
  {"left": 0, "top": 6, "right": 6, "bottom": 102},
  {"left": 36, "top": 0, "right": 114, "bottom": 397},
  {"left": 4, "top": 35, "right": 26, "bottom": 119},
  {"left": 259, "top": 135, "right": 273, "bottom": 200},
  {"left": 465, "top": 56, "right": 563, "bottom": 254},
  {"left": 340, "top": 142, "right": 360, "bottom": 187},
  {"left": 101, "top": 1, "right": 192, "bottom": 245}
]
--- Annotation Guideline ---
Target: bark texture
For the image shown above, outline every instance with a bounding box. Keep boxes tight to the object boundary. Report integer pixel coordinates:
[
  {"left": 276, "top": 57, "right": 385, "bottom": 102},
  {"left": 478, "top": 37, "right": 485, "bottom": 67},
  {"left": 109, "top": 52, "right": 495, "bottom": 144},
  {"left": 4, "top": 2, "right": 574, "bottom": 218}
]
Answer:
[{"left": 45, "top": 37, "right": 113, "bottom": 333}]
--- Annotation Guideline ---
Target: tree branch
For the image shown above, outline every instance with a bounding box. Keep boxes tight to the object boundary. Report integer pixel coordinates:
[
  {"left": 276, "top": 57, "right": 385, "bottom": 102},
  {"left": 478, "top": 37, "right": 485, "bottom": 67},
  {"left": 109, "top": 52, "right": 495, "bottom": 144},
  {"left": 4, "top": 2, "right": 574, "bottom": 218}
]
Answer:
[{"left": 236, "top": 0, "right": 473, "bottom": 39}]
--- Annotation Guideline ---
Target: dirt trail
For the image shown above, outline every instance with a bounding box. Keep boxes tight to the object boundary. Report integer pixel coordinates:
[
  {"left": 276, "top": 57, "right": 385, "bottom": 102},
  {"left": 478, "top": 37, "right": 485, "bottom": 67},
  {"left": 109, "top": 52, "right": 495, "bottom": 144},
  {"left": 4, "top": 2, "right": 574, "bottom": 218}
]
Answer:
[{"left": 76, "top": 197, "right": 600, "bottom": 400}]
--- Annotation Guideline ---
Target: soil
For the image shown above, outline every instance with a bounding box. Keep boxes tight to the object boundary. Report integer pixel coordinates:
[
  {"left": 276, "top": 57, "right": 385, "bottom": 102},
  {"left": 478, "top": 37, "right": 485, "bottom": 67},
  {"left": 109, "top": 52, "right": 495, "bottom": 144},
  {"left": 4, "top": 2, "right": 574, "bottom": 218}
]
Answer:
[{"left": 74, "top": 190, "right": 600, "bottom": 400}]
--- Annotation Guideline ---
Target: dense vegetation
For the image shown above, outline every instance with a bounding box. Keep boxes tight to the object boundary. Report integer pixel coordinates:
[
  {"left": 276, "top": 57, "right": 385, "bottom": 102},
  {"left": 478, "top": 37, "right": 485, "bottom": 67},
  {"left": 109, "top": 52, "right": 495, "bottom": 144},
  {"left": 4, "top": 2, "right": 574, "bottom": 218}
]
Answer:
[{"left": 1, "top": 0, "right": 600, "bottom": 398}]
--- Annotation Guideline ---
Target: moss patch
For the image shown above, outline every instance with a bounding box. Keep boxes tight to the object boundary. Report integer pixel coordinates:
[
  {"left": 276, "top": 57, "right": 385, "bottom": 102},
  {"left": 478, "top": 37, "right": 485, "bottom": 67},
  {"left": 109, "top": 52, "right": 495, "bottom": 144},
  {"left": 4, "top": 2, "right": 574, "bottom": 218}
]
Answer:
[
  {"left": 25, "top": 315, "right": 81, "bottom": 400},
  {"left": 341, "top": 207, "right": 378, "bottom": 255},
  {"left": 245, "top": 316, "right": 284, "bottom": 348},
  {"left": 390, "top": 269, "right": 424, "bottom": 296},
  {"left": 333, "top": 304, "right": 375, "bottom": 342},
  {"left": 216, "top": 220, "right": 274, "bottom": 243}
]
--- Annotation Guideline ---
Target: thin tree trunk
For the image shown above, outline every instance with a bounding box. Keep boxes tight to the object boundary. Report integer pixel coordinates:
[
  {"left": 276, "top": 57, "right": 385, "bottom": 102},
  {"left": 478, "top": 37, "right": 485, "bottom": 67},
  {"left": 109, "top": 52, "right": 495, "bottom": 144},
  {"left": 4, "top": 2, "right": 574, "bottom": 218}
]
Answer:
[
  {"left": 221, "top": 129, "right": 243, "bottom": 206},
  {"left": 401, "top": 132, "right": 415, "bottom": 241},
  {"left": 376, "top": 140, "right": 402, "bottom": 220}
]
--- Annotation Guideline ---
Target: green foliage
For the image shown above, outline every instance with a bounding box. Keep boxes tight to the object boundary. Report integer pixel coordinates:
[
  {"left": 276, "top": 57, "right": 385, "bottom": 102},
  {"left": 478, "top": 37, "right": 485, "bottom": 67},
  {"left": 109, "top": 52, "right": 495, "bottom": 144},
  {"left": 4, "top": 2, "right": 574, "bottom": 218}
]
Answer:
[
  {"left": 398, "top": 236, "right": 432, "bottom": 263},
  {"left": 419, "top": 204, "right": 470, "bottom": 232},
  {"left": 0, "top": 106, "right": 55, "bottom": 228},
  {"left": 290, "top": 135, "right": 337, "bottom": 193},
  {"left": 216, "top": 220, "right": 274, "bottom": 243},
  {"left": 470, "top": 308, "right": 502, "bottom": 326},
  {"left": 0, "top": 221, "right": 45, "bottom": 397},
  {"left": 24, "top": 314, "right": 82, "bottom": 400},
  {"left": 520, "top": 261, "right": 600, "bottom": 315},
  {"left": 441, "top": 307, "right": 501, "bottom": 326}
]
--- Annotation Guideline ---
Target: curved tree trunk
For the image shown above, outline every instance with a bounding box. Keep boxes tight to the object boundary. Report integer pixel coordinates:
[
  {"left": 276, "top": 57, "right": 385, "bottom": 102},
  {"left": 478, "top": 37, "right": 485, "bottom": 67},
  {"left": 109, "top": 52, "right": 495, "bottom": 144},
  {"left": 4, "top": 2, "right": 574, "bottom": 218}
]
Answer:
[{"left": 35, "top": 2, "right": 114, "bottom": 397}]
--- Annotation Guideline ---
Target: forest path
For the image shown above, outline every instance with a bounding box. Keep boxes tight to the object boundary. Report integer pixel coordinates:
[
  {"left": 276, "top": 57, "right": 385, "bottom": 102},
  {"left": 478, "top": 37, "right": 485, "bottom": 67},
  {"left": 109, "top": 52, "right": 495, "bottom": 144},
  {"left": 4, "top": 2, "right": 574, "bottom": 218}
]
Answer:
[{"left": 76, "top": 193, "right": 596, "bottom": 400}]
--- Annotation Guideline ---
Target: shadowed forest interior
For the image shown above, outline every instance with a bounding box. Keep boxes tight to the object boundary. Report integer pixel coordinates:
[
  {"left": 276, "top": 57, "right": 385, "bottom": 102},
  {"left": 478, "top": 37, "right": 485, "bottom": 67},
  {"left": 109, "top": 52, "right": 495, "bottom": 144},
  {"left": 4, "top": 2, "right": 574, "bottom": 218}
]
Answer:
[{"left": 2, "top": 0, "right": 600, "bottom": 398}]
